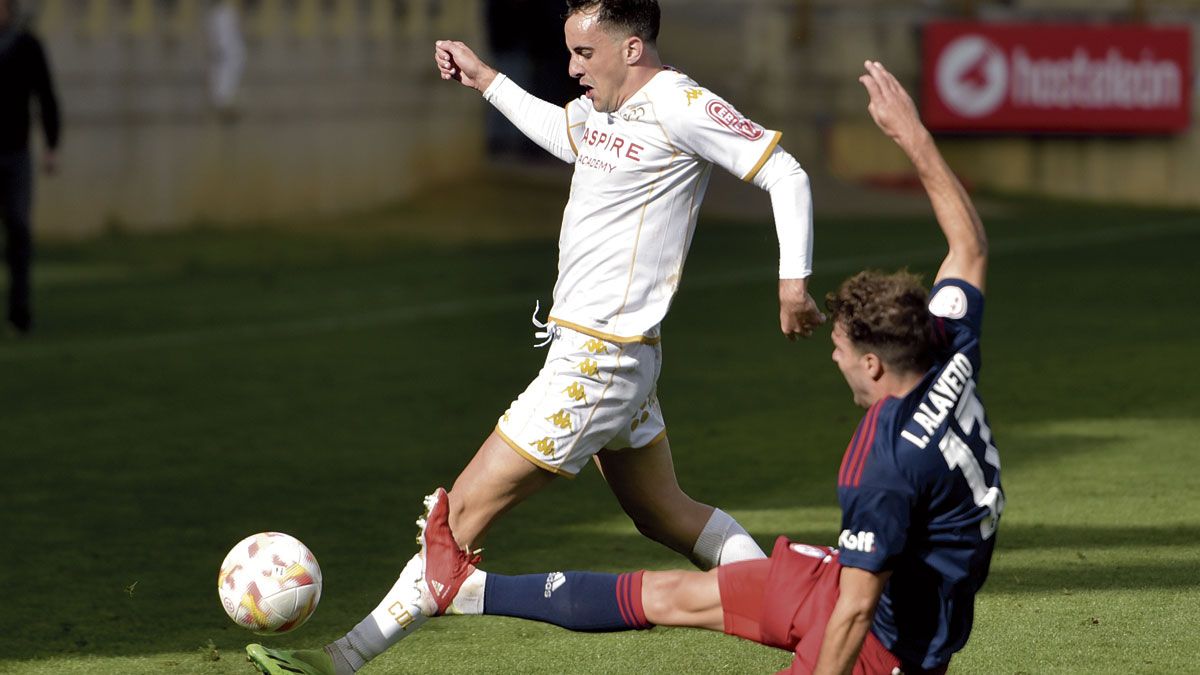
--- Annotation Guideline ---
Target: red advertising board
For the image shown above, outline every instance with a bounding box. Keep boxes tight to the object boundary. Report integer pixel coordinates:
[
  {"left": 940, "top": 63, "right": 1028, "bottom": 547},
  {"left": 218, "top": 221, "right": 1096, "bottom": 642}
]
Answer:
[{"left": 922, "top": 23, "right": 1192, "bottom": 133}]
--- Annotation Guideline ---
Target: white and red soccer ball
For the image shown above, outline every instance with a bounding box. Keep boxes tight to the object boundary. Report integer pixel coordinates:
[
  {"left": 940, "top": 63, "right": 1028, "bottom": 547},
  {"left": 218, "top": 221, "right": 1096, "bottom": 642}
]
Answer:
[{"left": 218, "top": 532, "right": 322, "bottom": 634}]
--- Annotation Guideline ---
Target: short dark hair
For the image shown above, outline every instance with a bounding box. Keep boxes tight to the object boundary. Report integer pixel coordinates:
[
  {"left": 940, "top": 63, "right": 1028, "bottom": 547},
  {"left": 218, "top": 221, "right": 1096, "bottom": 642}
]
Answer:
[
  {"left": 826, "top": 270, "right": 934, "bottom": 374},
  {"left": 564, "top": 0, "right": 660, "bottom": 44}
]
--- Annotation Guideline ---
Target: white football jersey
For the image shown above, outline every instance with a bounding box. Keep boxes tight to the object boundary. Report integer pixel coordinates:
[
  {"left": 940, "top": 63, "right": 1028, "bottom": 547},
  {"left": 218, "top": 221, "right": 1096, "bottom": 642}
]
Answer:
[{"left": 548, "top": 69, "right": 782, "bottom": 343}]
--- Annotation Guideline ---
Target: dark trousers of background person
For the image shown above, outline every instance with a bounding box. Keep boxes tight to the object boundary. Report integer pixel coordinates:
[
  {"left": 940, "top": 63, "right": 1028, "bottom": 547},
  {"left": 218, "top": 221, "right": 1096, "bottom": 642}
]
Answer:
[{"left": 0, "top": 150, "right": 33, "bottom": 333}]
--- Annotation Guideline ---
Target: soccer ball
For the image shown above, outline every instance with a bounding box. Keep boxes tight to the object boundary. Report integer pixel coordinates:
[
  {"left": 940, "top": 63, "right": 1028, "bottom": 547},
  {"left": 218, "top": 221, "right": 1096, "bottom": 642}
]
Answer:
[{"left": 217, "top": 532, "right": 322, "bottom": 634}]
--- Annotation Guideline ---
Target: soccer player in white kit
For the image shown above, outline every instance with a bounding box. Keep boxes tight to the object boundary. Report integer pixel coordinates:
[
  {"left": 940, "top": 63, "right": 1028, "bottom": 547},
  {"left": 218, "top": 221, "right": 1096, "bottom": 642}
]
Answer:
[{"left": 245, "top": 2, "right": 823, "bottom": 673}]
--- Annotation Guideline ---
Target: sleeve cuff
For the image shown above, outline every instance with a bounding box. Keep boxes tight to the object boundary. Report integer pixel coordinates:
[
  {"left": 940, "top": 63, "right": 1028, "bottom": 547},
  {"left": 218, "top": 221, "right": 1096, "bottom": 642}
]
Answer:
[
  {"left": 481, "top": 72, "right": 509, "bottom": 102},
  {"left": 779, "top": 262, "right": 812, "bottom": 279}
]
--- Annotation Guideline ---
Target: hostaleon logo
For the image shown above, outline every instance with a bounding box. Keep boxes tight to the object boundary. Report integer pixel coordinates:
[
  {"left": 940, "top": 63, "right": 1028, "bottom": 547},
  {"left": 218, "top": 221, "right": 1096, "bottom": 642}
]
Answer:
[{"left": 937, "top": 35, "right": 1008, "bottom": 118}]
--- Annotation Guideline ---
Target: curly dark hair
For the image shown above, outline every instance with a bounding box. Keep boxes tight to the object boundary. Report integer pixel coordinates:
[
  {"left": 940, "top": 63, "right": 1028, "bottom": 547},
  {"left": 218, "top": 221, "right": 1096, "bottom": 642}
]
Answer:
[
  {"left": 825, "top": 270, "right": 933, "bottom": 374},
  {"left": 564, "top": 0, "right": 660, "bottom": 44}
]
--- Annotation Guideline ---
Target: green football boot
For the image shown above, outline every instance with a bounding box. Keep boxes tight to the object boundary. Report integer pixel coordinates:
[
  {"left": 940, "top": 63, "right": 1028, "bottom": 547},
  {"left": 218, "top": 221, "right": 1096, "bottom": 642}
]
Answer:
[{"left": 246, "top": 644, "right": 336, "bottom": 675}]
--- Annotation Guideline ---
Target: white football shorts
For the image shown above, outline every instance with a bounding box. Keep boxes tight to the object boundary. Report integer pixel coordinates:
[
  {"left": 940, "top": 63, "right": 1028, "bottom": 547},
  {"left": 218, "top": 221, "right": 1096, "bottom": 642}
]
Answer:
[{"left": 495, "top": 324, "right": 666, "bottom": 477}]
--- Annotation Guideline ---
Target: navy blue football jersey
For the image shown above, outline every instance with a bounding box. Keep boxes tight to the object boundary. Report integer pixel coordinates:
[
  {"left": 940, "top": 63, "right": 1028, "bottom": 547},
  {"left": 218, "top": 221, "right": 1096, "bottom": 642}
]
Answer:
[{"left": 835, "top": 278, "right": 1003, "bottom": 670}]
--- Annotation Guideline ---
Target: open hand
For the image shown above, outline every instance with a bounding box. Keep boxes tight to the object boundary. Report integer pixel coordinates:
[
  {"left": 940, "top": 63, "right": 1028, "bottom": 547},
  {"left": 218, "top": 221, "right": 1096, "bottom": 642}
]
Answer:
[{"left": 858, "top": 61, "right": 929, "bottom": 154}]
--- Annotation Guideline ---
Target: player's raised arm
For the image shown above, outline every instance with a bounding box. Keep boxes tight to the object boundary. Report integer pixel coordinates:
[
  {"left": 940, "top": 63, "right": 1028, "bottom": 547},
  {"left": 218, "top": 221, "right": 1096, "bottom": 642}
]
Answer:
[
  {"left": 434, "top": 40, "right": 578, "bottom": 164},
  {"left": 859, "top": 60, "right": 988, "bottom": 292}
]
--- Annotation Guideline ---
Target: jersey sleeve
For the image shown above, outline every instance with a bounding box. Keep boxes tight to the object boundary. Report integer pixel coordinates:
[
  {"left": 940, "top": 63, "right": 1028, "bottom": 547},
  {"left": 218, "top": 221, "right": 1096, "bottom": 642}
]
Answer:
[
  {"left": 482, "top": 73, "right": 580, "bottom": 164},
  {"left": 837, "top": 403, "right": 914, "bottom": 572},
  {"left": 564, "top": 96, "right": 590, "bottom": 158},
  {"left": 657, "top": 87, "right": 781, "bottom": 182},
  {"left": 928, "top": 278, "right": 984, "bottom": 354},
  {"left": 837, "top": 485, "right": 911, "bottom": 573}
]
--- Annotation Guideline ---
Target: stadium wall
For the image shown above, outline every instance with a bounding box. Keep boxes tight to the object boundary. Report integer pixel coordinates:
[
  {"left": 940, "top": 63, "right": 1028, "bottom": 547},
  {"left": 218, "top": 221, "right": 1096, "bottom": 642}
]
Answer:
[
  {"left": 654, "top": 0, "right": 1200, "bottom": 208},
  {"left": 27, "top": 0, "right": 484, "bottom": 239},
  {"left": 23, "top": 1, "right": 1200, "bottom": 239}
]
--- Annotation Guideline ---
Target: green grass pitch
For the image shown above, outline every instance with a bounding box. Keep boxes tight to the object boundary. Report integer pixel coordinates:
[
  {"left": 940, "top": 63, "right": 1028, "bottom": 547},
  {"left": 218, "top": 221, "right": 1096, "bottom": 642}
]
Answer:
[{"left": 1, "top": 182, "right": 1197, "bottom": 674}]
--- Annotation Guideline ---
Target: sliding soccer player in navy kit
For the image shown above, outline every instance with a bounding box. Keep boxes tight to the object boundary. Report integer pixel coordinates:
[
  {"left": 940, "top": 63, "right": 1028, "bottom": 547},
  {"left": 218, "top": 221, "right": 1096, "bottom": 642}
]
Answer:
[{"left": 377, "top": 60, "right": 1004, "bottom": 675}]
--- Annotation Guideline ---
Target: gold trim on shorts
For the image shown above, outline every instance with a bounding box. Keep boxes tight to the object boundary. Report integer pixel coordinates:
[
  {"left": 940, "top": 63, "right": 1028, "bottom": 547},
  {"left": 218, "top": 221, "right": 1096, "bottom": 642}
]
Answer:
[
  {"left": 605, "top": 428, "right": 668, "bottom": 453},
  {"left": 547, "top": 316, "right": 662, "bottom": 345},
  {"left": 494, "top": 425, "right": 578, "bottom": 479}
]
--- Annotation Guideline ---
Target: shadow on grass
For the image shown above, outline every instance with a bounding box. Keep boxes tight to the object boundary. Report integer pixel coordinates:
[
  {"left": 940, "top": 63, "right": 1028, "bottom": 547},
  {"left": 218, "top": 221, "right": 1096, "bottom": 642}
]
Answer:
[
  {"left": 986, "top": 560, "right": 1200, "bottom": 594},
  {"left": 996, "top": 523, "right": 1200, "bottom": 552}
]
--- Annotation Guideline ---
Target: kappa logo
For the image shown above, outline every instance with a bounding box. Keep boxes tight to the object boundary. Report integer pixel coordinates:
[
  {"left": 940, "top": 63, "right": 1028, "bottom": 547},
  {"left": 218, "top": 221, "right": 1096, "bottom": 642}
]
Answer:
[
  {"left": 936, "top": 34, "right": 1008, "bottom": 118},
  {"left": 706, "top": 99, "right": 764, "bottom": 141},
  {"left": 579, "top": 358, "right": 600, "bottom": 378},
  {"left": 531, "top": 437, "right": 556, "bottom": 456},
  {"left": 685, "top": 88, "right": 704, "bottom": 106},
  {"left": 583, "top": 338, "right": 609, "bottom": 355},
  {"left": 546, "top": 409, "right": 574, "bottom": 431},
  {"left": 838, "top": 529, "right": 876, "bottom": 553},
  {"left": 563, "top": 382, "right": 588, "bottom": 403},
  {"left": 544, "top": 572, "right": 566, "bottom": 598}
]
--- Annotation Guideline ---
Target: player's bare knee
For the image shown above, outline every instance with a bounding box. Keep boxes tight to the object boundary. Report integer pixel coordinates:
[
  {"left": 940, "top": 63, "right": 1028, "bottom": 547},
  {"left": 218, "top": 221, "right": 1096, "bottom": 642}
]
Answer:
[
  {"left": 641, "top": 570, "right": 720, "bottom": 627},
  {"left": 640, "top": 570, "right": 687, "bottom": 623}
]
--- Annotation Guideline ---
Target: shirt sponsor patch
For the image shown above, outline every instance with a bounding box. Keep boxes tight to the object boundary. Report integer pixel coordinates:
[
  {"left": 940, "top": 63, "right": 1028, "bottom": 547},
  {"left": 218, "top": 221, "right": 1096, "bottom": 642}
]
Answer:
[
  {"left": 839, "top": 529, "right": 876, "bottom": 553},
  {"left": 705, "top": 99, "right": 764, "bottom": 140}
]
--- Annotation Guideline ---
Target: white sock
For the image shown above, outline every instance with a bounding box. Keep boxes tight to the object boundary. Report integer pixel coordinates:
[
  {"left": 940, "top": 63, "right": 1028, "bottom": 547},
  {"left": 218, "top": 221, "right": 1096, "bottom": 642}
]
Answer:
[
  {"left": 690, "top": 508, "right": 766, "bottom": 570},
  {"left": 446, "top": 568, "right": 487, "bottom": 615},
  {"left": 326, "top": 554, "right": 429, "bottom": 674}
]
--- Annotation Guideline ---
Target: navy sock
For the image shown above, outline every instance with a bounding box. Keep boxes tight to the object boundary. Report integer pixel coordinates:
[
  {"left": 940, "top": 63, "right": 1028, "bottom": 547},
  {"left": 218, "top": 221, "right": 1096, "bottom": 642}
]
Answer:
[{"left": 482, "top": 570, "right": 652, "bottom": 632}]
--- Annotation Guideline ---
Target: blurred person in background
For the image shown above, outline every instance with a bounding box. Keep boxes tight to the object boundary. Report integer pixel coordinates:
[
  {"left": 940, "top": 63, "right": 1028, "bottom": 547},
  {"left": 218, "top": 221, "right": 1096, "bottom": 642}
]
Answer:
[
  {"left": 206, "top": 0, "right": 246, "bottom": 119},
  {"left": 0, "top": 0, "right": 59, "bottom": 336}
]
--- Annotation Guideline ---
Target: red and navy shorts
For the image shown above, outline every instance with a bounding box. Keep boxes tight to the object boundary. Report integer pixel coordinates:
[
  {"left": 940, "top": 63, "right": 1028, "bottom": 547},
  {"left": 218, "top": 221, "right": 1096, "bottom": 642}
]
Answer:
[{"left": 717, "top": 536, "right": 947, "bottom": 675}]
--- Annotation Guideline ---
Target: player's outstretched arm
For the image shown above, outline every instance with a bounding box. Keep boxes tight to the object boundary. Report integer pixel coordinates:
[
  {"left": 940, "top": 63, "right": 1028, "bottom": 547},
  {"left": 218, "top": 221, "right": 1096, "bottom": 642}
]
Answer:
[
  {"left": 859, "top": 61, "right": 988, "bottom": 292},
  {"left": 434, "top": 40, "right": 497, "bottom": 93},
  {"left": 433, "top": 40, "right": 577, "bottom": 163}
]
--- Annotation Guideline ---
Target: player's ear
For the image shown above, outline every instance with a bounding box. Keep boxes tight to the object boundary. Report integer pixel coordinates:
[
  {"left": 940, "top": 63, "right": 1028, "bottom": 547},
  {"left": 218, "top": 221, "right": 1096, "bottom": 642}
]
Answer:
[
  {"left": 624, "top": 36, "right": 643, "bottom": 64},
  {"left": 864, "top": 353, "right": 885, "bottom": 381}
]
